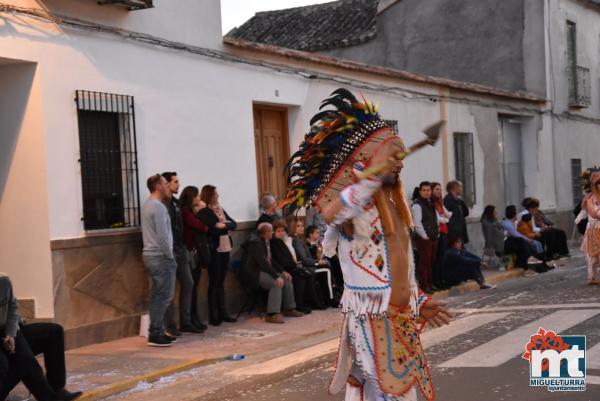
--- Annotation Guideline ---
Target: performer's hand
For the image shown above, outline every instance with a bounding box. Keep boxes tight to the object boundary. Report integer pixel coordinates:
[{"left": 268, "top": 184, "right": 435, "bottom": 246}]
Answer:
[
  {"left": 420, "top": 300, "right": 452, "bottom": 328},
  {"left": 3, "top": 336, "right": 15, "bottom": 354}
]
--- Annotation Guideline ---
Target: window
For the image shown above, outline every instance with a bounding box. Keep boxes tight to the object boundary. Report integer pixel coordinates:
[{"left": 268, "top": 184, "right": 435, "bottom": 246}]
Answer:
[
  {"left": 76, "top": 91, "right": 140, "bottom": 230},
  {"left": 571, "top": 158, "right": 583, "bottom": 206},
  {"left": 453, "top": 132, "right": 476, "bottom": 207},
  {"left": 566, "top": 21, "right": 591, "bottom": 108},
  {"left": 384, "top": 119, "right": 398, "bottom": 133}
]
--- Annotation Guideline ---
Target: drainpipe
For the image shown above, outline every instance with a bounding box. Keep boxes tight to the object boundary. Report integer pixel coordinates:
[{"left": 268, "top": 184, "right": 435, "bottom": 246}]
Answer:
[{"left": 438, "top": 87, "right": 450, "bottom": 186}]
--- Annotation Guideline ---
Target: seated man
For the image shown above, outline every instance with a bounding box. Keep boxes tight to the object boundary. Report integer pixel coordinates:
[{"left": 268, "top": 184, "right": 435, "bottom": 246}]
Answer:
[
  {"left": 239, "top": 223, "right": 303, "bottom": 324},
  {"left": 0, "top": 274, "right": 80, "bottom": 401},
  {"left": 443, "top": 236, "right": 495, "bottom": 290},
  {"left": 522, "top": 198, "right": 569, "bottom": 259}
]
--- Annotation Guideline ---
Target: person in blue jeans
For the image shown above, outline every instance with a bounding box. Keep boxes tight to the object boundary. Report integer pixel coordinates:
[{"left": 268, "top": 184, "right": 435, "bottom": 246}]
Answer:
[
  {"left": 443, "top": 236, "right": 495, "bottom": 290},
  {"left": 141, "top": 174, "right": 177, "bottom": 347}
]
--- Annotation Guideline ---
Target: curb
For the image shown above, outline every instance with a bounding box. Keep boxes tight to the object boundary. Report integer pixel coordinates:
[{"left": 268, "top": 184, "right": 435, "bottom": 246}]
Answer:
[
  {"left": 431, "top": 268, "right": 525, "bottom": 299},
  {"left": 77, "top": 357, "right": 222, "bottom": 401}
]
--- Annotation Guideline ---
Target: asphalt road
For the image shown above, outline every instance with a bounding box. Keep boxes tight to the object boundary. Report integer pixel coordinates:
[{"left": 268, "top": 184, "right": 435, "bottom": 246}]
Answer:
[{"left": 203, "top": 257, "right": 600, "bottom": 401}]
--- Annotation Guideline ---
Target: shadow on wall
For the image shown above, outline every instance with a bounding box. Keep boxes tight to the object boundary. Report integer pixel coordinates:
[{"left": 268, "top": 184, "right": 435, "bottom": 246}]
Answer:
[{"left": 0, "top": 60, "right": 36, "bottom": 203}]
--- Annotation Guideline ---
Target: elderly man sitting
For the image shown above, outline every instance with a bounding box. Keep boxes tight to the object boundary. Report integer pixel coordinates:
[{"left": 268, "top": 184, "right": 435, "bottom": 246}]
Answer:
[{"left": 240, "top": 222, "right": 303, "bottom": 323}]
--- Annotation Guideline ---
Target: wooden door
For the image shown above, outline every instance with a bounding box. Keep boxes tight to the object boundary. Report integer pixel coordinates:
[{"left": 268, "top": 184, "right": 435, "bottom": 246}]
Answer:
[{"left": 253, "top": 106, "right": 289, "bottom": 200}]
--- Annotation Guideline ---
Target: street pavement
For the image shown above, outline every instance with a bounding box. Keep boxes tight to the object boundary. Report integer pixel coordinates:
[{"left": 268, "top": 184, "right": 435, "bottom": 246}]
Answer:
[{"left": 170, "top": 255, "right": 600, "bottom": 401}]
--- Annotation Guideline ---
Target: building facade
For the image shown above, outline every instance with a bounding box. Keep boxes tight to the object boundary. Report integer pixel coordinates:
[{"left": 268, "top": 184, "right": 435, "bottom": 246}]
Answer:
[{"left": 1, "top": 0, "right": 549, "bottom": 347}]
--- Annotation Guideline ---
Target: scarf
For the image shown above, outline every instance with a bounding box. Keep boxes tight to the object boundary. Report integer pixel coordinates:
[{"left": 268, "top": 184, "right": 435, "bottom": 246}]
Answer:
[{"left": 212, "top": 204, "right": 232, "bottom": 253}]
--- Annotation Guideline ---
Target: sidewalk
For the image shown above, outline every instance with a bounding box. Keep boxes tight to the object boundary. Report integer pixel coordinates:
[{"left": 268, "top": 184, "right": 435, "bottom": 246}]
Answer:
[{"left": 8, "top": 254, "right": 583, "bottom": 401}]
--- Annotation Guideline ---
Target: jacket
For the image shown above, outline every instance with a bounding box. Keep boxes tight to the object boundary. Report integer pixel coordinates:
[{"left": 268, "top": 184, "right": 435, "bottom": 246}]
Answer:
[
  {"left": 292, "top": 237, "right": 318, "bottom": 268},
  {"left": 270, "top": 238, "right": 300, "bottom": 274},
  {"left": 444, "top": 193, "right": 470, "bottom": 243},
  {"left": 181, "top": 207, "right": 208, "bottom": 251},
  {"left": 517, "top": 221, "right": 538, "bottom": 240},
  {"left": 197, "top": 207, "right": 237, "bottom": 251},
  {"left": 166, "top": 197, "right": 184, "bottom": 249},
  {"left": 239, "top": 232, "right": 283, "bottom": 289},
  {"left": 481, "top": 218, "right": 505, "bottom": 255}
]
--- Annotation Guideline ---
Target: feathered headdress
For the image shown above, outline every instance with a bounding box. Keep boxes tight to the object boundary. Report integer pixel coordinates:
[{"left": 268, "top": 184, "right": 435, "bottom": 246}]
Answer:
[
  {"left": 582, "top": 166, "right": 600, "bottom": 194},
  {"left": 281, "top": 88, "right": 402, "bottom": 212}
]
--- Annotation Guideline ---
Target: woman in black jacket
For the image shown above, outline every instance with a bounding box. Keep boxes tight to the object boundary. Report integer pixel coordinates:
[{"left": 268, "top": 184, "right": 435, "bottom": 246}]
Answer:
[
  {"left": 197, "top": 185, "right": 237, "bottom": 326},
  {"left": 270, "top": 220, "right": 322, "bottom": 314}
]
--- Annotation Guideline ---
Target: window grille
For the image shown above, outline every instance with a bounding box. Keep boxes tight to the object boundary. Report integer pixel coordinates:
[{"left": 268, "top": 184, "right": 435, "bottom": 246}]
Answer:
[
  {"left": 571, "top": 158, "right": 583, "bottom": 206},
  {"left": 453, "top": 132, "right": 476, "bottom": 207},
  {"left": 384, "top": 119, "right": 399, "bottom": 133},
  {"left": 75, "top": 90, "right": 140, "bottom": 230},
  {"left": 566, "top": 21, "right": 590, "bottom": 108}
]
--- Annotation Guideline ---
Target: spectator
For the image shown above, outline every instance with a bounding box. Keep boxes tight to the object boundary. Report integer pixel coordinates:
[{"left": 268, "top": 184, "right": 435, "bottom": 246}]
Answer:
[
  {"left": 530, "top": 198, "right": 570, "bottom": 258},
  {"left": 161, "top": 172, "right": 194, "bottom": 337},
  {"left": 444, "top": 180, "right": 470, "bottom": 244},
  {"left": 304, "top": 208, "right": 327, "bottom": 241},
  {"left": 0, "top": 274, "right": 78, "bottom": 401},
  {"left": 500, "top": 205, "right": 548, "bottom": 272},
  {"left": 179, "top": 186, "right": 209, "bottom": 332},
  {"left": 411, "top": 182, "right": 438, "bottom": 293},
  {"left": 197, "top": 185, "right": 238, "bottom": 326},
  {"left": 270, "top": 220, "right": 321, "bottom": 314},
  {"left": 141, "top": 174, "right": 177, "bottom": 347},
  {"left": 239, "top": 223, "right": 303, "bottom": 324},
  {"left": 517, "top": 214, "right": 545, "bottom": 255},
  {"left": 0, "top": 322, "right": 82, "bottom": 401},
  {"left": 519, "top": 198, "right": 569, "bottom": 259},
  {"left": 292, "top": 221, "right": 335, "bottom": 307},
  {"left": 431, "top": 182, "right": 452, "bottom": 290},
  {"left": 256, "top": 193, "right": 279, "bottom": 227},
  {"left": 442, "top": 237, "right": 495, "bottom": 290},
  {"left": 481, "top": 205, "right": 505, "bottom": 257}
]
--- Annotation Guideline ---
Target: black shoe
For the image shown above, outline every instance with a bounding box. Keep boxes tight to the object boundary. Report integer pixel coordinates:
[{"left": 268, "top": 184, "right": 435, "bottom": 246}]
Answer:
[
  {"left": 166, "top": 326, "right": 183, "bottom": 337},
  {"left": 534, "top": 264, "right": 549, "bottom": 273},
  {"left": 479, "top": 283, "right": 497, "bottom": 290},
  {"left": 313, "top": 303, "right": 328, "bottom": 310},
  {"left": 222, "top": 315, "right": 238, "bottom": 323},
  {"left": 299, "top": 307, "right": 312, "bottom": 314},
  {"left": 180, "top": 324, "right": 205, "bottom": 334},
  {"left": 164, "top": 333, "right": 178, "bottom": 343},
  {"left": 55, "top": 389, "right": 83, "bottom": 401},
  {"left": 192, "top": 319, "right": 208, "bottom": 331},
  {"left": 148, "top": 334, "right": 174, "bottom": 347},
  {"left": 209, "top": 318, "right": 222, "bottom": 326}
]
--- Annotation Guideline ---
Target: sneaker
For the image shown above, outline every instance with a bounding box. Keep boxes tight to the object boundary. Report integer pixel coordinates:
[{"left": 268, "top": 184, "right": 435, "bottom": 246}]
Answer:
[
  {"left": 147, "top": 334, "right": 174, "bottom": 347},
  {"left": 283, "top": 309, "right": 304, "bottom": 317},
  {"left": 479, "top": 283, "right": 496, "bottom": 290},
  {"left": 164, "top": 333, "right": 178, "bottom": 343},
  {"left": 527, "top": 256, "right": 544, "bottom": 265},
  {"left": 166, "top": 327, "right": 183, "bottom": 337},
  {"left": 265, "top": 313, "right": 285, "bottom": 324},
  {"left": 180, "top": 324, "right": 205, "bottom": 334}
]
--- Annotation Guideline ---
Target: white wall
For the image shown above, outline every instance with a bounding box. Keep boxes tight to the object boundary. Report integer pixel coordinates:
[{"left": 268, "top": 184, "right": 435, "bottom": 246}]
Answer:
[{"left": 0, "top": 61, "right": 54, "bottom": 317}]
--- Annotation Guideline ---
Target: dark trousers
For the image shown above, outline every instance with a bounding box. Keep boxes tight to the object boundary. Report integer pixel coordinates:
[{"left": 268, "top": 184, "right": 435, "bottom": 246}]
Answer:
[
  {"left": 0, "top": 331, "right": 57, "bottom": 401},
  {"left": 291, "top": 270, "right": 321, "bottom": 310},
  {"left": 415, "top": 238, "right": 438, "bottom": 291},
  {"left": 432, "top": 234, "right": 448, "bottom": 287},
  {"left": 190, "top": 265, "right": 202, "bottom": 325},
  {"left": 540, "top": 228, "right": 569, "bottom": 257},
  {"left": 208, "top": 251, "right": 231, "bottom": 322},
  {"left": 504, "top": 237, "right": 532, "bottom": 268}
]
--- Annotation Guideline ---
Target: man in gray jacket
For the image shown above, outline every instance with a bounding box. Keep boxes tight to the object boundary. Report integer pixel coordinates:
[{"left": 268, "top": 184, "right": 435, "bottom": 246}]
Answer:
[{"left": 141, "top": 174, "right": 177, "bottom": 347}]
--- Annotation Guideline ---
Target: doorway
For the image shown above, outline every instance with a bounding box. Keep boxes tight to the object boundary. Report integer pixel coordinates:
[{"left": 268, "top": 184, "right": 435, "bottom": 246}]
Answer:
[
  {"left": 253, "top": 105, "right": 290, "bottom": 199},
  {"left": 499, "top": 117, "right": 524, "bottom": 208}
]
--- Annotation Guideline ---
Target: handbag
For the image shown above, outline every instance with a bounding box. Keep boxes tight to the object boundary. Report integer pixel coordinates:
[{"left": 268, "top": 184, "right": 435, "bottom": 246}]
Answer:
[{"left": 194, "top": 233, "right": 212, "bottom": 268}]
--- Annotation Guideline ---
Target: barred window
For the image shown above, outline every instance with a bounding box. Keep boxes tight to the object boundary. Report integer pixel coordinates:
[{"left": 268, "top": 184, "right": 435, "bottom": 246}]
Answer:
[
  {"left": 75, "top": 91, "right": 140, "bottom": 230},
  {"left": 384, "top": 119, "right": 398, "bottom": 133},
  {"left": 453, "top": 132, "right": 476, "bottom": 207}
]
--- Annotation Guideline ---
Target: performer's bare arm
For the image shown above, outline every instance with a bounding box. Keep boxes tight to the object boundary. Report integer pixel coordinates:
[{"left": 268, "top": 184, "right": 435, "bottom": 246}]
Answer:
[{"left": 586, "top": 196, "right": 600, "bottom": 219}]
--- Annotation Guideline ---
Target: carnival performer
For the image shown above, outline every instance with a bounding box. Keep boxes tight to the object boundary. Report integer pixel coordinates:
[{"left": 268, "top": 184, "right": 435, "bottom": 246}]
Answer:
[
  {"left": 281, "top": 89, "right": 451, "bottom": 401},
  {"left": 580, "top": 168, "right": 600, "bottom": 285}
]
